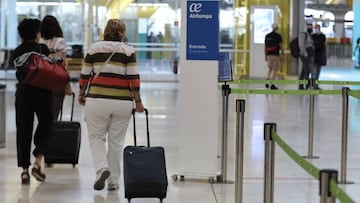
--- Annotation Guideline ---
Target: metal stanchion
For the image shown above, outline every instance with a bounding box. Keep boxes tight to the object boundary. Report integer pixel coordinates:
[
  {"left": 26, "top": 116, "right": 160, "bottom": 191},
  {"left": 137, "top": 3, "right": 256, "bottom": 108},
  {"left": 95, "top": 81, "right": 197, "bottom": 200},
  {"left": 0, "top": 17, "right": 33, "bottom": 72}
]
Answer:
[
  {"left": 264, "top": 123, "right": 276, "bottom": 203},
  {"left": 0, "top": 84, "right": 6, "bottom": 148},
  {"left": 340, "top": 87, "right": 354, "bottom": 184},
  {"left": 303, "top": 78, "right": 319, "bottom": 159},
  {"left": 219, "top": 83, "right": 231, "bottom": 183},
  {"left": 235, "top": 100, "right": 245, "bottom": 203},
  {"left": 319, "top": 169, "right": 338, "bottom": 203}
]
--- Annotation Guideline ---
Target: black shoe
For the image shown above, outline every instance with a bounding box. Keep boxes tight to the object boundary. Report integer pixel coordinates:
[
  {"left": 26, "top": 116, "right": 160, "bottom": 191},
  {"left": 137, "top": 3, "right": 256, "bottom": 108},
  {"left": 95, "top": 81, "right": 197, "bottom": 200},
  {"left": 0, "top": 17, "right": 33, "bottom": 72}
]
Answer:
[
  {"left": 31, "top": 163, "right": 46, "bottom": 182},
  {"left": 21, "top": 172, "right": 30, "bottom": 185},
  {"left": 265, "top": 84, "right": 269, "bottom": 88},
  {"left": 270, "top": 85, "right": 278, "bottom": 89},
  {"left": 94, "top": 168, "right": 110, "bottom": 190}
]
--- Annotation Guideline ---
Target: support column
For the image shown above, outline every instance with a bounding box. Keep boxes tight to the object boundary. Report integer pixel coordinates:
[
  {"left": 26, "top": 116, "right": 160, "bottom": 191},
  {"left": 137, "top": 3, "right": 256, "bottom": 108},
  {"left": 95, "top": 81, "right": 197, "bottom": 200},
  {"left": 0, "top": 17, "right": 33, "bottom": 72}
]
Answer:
[
  {"left": 177, "top": 0, "right": 219, "bottom": 180},
  {"left": 0, "top": 0, "right": 17, "bottom": 48},
  {"left": 0, "top": 0, "right": 5, "bottom": 47},
  {"left": 333, "top": 11, "right": 346, "bottom": 40},
  {"left": 290, "top": 0, "right": 305, "bottom": 75},
  {"left": 85, "top": 0, "right": 94, "bottom": 49},
  {"left": 7, "top": 0, "right": 16, "bottom": 48}
]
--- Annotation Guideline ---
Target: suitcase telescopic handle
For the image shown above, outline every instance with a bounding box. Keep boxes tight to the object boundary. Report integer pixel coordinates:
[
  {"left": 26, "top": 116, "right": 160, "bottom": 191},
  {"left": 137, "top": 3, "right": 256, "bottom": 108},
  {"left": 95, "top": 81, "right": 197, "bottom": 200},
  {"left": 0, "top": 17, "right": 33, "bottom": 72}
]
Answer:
[
  {"left": 70, "top": 92, "right": 75, "bottom": 121},
  {"left": 132, "top": 108, "right": 150, "bottom": 147},
  {"left": 59, "top": 92, "right": 75, "bottom": 122}
]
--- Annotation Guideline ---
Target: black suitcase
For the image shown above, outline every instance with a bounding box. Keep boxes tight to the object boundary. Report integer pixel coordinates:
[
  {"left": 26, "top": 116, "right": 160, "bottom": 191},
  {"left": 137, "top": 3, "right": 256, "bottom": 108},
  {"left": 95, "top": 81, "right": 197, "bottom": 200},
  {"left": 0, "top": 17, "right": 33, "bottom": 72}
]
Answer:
[
  {"left": 123, "top": 109, "right": 168, "bottom": 202},
  {"left": 45, "top": 92, "right": 81, "bottom": 167}
]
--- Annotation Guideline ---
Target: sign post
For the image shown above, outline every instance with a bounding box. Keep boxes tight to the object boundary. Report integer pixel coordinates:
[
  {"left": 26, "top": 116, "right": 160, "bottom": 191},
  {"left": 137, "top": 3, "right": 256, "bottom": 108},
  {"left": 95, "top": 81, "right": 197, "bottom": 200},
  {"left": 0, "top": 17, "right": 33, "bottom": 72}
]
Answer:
[{"left": 177, "top": 0, "right": 220, "bottom": 181}]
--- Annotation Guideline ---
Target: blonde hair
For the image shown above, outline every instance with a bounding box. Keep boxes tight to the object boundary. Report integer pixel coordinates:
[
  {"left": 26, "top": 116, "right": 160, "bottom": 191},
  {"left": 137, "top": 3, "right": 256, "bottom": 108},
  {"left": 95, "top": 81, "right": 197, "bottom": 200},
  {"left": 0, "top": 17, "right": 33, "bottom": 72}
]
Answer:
[{"left": 103, "top": 19, "right": 126, "bottom": 41}]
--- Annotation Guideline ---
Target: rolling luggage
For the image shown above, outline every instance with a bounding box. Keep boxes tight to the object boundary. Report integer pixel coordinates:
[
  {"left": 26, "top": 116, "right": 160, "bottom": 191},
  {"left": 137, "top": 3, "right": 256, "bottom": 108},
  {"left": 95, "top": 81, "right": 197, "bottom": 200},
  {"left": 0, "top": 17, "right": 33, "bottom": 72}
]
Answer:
[
  {"left": 123, "top": 109, "right": 168, "bottom": 202},
  {"left": 45, "top": 92, "right": 81, "bottom": 167}
]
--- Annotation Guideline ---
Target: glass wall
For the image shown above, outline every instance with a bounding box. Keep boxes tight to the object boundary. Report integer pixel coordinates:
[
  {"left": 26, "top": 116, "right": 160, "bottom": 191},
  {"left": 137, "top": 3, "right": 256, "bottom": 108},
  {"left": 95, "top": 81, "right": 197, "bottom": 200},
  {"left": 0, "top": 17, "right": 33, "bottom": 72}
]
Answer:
[
  {"left": 103, "top": 1, "right": 180, "bottom": 73},
  {"left": 1, "top": 0, "right": 353, "bottom": 76},
  {"left": 0, "top": 0, "right": 289, "bottom": 76},
  {"left": 304, "top": 8, "right": 354, "bottom": 67},
  {"left": 232, "top": 0, "right": 291, "bottom": 78},
  {"left": 16, "top": 1, "right": 84, "bottom": 46},
  {"left": 0, "top": 0, "right": 293, "bottom": 77}
]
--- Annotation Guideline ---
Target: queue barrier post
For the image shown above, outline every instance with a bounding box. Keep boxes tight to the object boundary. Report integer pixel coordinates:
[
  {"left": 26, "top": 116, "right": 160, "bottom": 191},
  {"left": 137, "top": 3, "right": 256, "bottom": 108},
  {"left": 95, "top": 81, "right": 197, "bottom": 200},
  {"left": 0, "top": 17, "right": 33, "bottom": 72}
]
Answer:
[
  {"left": 303, "top": 78, "right": 319, "bottom": 159},
  {"left": 264, "top": 123, "right": 276, "bottom": 203},
  {"left": 235, "top": 100, "right": 245, "bottom": 203},
  {"left": 219, "top": 83, "right": 231, "bottom": 183},
  {"left": 319, "top": 169, "right": 337, "bottom": 203},
  {"left": 0, "top": 84, "right": 6, "bottom": 148},
  {"left": 340, "top": 87, "right": 354, "bottom": 184}
]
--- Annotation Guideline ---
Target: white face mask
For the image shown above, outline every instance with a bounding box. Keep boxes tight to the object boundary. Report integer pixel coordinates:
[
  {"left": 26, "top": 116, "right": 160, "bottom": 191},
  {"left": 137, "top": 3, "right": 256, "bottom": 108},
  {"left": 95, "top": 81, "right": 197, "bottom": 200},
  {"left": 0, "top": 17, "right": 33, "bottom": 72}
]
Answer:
[{"left": 315, "top": 28, "right": 320, "bottom": 33}]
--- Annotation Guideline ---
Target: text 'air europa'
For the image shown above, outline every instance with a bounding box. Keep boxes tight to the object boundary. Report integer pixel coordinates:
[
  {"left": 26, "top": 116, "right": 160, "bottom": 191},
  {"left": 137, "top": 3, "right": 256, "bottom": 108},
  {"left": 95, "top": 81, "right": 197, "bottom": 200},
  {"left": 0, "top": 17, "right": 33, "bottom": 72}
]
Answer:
[{"left": 189, "top": 3, "right": 213, "bottom": 19}]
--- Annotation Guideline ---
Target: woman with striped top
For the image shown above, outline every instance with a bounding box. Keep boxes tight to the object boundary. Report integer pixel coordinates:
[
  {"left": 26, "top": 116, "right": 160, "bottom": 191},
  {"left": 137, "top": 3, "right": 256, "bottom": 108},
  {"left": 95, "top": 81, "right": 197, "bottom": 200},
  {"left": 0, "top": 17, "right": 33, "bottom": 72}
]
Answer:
[{"left": 78, "top": 19, "right": 144, "bottom": 191}]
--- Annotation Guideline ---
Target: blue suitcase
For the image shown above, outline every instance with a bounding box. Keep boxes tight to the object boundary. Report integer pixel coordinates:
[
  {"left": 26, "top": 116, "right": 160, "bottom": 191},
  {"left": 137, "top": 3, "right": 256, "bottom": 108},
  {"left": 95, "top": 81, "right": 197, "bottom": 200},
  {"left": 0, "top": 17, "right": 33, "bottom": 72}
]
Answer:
[{"left": 123, "top": 109, "right": 168, "bottom": 202}]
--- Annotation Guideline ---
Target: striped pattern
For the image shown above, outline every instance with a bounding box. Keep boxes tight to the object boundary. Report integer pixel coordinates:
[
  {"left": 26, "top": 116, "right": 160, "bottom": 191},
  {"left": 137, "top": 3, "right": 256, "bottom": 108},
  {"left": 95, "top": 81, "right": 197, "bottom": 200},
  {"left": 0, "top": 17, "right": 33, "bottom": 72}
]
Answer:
[{"left": 79, "top": 41, "right": 140, "bottom": 100}]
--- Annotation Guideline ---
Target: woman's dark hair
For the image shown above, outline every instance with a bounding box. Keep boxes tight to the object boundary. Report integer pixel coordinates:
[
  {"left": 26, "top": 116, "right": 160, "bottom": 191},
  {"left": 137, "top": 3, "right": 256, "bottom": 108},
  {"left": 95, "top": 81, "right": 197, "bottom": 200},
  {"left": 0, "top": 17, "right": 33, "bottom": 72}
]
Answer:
[
  {"left": 17, "top": 19, "right": 41, "bottom": 42},
  {"left": 40, "top": 15, "right": 63, "bottom": 40}
]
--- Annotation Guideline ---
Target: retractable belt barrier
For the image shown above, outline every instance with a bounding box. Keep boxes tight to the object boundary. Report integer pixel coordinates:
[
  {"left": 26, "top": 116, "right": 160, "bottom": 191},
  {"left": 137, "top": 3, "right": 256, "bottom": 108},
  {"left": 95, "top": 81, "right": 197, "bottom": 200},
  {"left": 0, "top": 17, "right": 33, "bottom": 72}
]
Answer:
[
  {"left": 226, "top": 80, "right": 360, "bottom": 202},
  {"left": 269, "top": 128, "right": 355, "bottom": 203},
  {"left": 349, "top": 90, "right": 360, "bottom": 100},
  {"left": 229, "top": 79, "right": 360, "bottom": 86},
  {"left": 226, "top": 79, "right": 360, "bottom": 95},
  {"left": 231, "top": 88, "right": 341, "bottom": 95}
]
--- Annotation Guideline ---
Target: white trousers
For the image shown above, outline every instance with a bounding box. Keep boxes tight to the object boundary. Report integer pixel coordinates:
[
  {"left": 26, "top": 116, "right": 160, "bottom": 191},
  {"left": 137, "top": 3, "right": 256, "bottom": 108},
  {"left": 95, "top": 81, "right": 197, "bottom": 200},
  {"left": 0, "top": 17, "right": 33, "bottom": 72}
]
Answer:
[{"left": 85, "top": 98, "right": 133, "bottom": 184}]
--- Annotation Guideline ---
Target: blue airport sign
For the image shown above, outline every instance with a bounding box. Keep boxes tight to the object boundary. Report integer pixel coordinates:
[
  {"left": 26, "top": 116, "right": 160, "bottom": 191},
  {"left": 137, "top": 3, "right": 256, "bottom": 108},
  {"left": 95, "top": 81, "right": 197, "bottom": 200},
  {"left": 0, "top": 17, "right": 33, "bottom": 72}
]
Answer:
[{"left": 186, "top": 0, "right": 219, "bottom": 60}]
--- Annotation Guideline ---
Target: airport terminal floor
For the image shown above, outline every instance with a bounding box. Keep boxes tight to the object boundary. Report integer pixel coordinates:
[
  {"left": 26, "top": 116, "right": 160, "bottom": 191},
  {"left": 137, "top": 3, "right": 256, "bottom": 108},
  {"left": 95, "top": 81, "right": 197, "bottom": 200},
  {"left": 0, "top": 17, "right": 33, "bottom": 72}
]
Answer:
[{"left": 2, "top": 65, "right": 360, "bottom": 203}]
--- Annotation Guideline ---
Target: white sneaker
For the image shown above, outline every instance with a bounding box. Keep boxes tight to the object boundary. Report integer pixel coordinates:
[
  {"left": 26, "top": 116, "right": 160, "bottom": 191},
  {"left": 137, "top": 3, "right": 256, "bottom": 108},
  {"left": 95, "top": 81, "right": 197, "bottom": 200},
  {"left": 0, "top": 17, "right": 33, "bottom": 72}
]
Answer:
[
  {"left": 108, "top": 183, "right": 119, "bottom": 191},
  {"left": 93, "top": 168, "right": 110, "bottom": 190}
]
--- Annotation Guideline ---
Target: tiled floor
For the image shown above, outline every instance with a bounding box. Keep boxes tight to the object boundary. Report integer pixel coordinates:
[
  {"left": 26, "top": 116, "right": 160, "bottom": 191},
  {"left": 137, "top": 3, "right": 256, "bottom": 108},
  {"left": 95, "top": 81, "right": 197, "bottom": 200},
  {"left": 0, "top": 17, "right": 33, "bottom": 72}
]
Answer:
[{"left": 1, "top": 66, "right": 360, "bottom": 203}]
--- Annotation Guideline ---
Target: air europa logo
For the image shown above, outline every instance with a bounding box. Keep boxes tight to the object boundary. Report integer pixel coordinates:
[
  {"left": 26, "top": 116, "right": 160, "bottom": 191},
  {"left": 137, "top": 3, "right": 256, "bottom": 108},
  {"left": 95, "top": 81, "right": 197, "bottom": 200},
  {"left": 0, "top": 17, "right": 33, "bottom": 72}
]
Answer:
[
  {"left": 188, "top": 2, "right": 213, "bottom": 19},
  {"left": 189, "top": 3, "right": 202, "bottom": 13}
]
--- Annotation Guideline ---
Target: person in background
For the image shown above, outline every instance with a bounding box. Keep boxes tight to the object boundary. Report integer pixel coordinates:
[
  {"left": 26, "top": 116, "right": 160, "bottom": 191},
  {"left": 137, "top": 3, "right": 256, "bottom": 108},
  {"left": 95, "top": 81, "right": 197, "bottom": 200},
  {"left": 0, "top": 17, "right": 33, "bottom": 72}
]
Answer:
[
  {"left": 146, "top": 31, "right": 155, "bottom": 59},
  {"left": 40, "top": 15, "right": 72, "bottom": 120},
  {"left": 264, "top": 23, "right": 284, "bottom": 89},
  {"left": 13, "top": 18, "right": 52, "bottom": 185},
  {"left": 311, "top": 24, "right": 326, "bottom": 89},
  {"left": 78, "top": 19, "right": 144, "bottom": 191},
  {"left": 298, "top": 23, "right": 315, "bottom": 90}
]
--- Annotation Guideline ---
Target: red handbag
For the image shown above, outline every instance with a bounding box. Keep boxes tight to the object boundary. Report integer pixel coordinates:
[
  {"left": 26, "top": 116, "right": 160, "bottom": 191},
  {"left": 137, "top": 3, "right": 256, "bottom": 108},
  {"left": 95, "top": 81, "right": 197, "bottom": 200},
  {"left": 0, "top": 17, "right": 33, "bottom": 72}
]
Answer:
[{"left": 14, "top": 52, "right": 70, "bottom": 91}]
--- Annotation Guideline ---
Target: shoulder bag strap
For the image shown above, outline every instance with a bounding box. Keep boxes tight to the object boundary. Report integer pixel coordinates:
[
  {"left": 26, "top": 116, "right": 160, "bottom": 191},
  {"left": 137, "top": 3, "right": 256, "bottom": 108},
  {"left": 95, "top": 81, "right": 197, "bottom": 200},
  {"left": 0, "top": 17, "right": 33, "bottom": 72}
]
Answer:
[
  {"left": 84, "top": 43, "right": 122, "bottom": 96},
  {"left": 94, "top": 43, "right": 122, "bottom": 78}
]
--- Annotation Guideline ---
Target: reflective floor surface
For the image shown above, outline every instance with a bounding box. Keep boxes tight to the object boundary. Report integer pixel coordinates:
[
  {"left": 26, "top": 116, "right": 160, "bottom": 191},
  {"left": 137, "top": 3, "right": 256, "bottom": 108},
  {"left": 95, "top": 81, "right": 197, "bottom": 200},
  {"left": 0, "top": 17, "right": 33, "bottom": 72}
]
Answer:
[{"left": 1, "top": 66, "right": 360, "bottom": 203}]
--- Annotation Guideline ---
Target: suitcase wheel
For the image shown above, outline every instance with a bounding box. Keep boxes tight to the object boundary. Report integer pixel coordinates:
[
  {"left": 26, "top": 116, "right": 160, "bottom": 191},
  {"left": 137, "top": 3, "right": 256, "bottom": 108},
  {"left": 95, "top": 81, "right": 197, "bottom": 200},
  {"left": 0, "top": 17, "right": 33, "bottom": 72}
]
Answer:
[
  {"left": 172, "top": 174, "right": 185, "bottom": 182},
  {"left": 180, "top": 175, "right": 185, "bottom": 181},
  {"left": 172, "top": 174, "right": 178, "bottom": 181}
]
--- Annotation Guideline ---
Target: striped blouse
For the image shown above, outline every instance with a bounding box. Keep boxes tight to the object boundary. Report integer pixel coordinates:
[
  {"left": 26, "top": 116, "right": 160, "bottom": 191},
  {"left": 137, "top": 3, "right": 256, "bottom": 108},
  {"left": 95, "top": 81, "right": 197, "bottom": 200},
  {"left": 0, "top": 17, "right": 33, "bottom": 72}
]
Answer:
[{"left": 79, "top": 41, "right": 140, "bottom": 101}]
